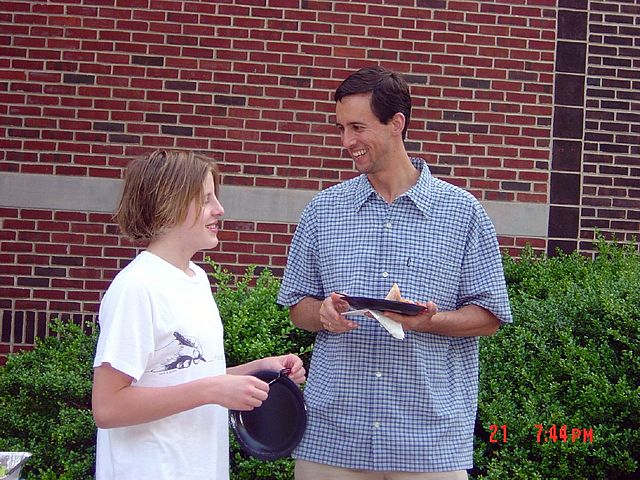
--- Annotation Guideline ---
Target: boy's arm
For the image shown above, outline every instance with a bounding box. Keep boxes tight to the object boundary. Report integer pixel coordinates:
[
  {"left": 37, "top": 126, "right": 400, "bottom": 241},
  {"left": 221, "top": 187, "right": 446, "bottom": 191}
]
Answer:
[{"left": 92, "top": 362, "right": 268, "bottom": 429}]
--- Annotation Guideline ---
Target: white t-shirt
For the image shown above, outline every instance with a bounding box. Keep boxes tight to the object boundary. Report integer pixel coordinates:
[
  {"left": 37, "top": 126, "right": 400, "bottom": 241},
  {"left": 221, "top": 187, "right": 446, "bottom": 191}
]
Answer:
[{"left": 93, "top": 251, "right": 228, "bottom": 480}]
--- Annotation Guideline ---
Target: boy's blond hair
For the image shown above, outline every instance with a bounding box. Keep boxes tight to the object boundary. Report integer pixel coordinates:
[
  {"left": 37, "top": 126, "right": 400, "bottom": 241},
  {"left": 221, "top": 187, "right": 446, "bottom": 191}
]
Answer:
[{"left": 115, "top": 149, "right": 220, "bottom": 241}]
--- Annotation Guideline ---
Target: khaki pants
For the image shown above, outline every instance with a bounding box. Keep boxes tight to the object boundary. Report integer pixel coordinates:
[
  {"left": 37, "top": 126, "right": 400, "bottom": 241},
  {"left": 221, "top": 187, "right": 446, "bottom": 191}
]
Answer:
[{"left": 295, "top": 460, "right": 469, "bottom": 480}]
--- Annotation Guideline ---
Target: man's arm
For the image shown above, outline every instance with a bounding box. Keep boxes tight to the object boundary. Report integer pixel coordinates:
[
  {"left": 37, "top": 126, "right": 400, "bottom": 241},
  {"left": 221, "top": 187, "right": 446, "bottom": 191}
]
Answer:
[
  {"left": 290, "top": 297, "right": 324, "bottom": 332},
  {"left": 387, "top": 303, "right": 501, "bottom": 337},
  {"left": 429, "top": 304, "right": 501, "bottom": 336}
]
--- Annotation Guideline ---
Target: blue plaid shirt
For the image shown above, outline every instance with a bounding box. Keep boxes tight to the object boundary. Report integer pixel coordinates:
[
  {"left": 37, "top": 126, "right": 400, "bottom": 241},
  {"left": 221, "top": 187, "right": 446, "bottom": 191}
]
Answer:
[{"left": 278, "top": 158, "right": 512, "bottom": 472}]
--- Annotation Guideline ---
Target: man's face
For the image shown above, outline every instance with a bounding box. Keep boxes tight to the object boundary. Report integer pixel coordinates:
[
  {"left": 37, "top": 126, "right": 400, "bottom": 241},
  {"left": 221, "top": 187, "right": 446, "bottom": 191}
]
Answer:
[{"left": 335, "top": 93, "right": 396, "bottom": 175}]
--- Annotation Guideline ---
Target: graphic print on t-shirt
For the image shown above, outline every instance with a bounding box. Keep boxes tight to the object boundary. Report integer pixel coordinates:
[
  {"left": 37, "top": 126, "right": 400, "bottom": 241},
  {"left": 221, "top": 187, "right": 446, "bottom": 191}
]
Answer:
[{"left": 150, "top": 331, "right": 206, "bottom": 373}]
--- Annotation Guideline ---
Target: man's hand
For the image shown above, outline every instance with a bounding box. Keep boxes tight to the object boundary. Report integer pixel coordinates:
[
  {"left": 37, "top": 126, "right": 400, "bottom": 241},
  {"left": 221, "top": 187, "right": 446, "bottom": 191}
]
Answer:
[
  {"left": 319, "top": 292, "right": 358, "bottom": 333},
  {"left": 384, "top": 301, "right": 438, "bottom": 333}
]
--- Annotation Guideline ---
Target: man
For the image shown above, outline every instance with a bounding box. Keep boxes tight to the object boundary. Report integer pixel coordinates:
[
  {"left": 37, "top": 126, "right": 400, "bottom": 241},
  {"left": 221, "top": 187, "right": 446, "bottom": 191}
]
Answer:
[{"left": 277, "top": 66, "right": 512, "bottom": 480}]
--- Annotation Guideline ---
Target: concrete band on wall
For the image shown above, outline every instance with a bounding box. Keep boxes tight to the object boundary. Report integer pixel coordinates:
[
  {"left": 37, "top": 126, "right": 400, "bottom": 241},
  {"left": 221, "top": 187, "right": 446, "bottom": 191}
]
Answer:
[{"left": 0, "top": 172, "right": 549, "bottom": 237}]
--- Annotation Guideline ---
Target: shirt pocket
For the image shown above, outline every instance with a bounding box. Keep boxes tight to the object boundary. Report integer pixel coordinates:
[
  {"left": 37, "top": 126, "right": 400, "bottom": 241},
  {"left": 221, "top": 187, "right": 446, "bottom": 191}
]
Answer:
[{"left": 392, "top": 254, "right": 461, "bottom": 311}]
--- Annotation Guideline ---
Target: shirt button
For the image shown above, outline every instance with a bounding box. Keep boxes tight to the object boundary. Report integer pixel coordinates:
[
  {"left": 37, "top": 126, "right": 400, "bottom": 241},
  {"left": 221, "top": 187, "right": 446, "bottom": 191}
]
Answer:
[
  {"left": 373, "top": 421, "right": 381, "bottom": 428},
  {"left": 385, "top": 222, "right": 392, "bottom": 229},
  {"left": 375, "top": 371, "right": 382, "bottom": 378},
  {"left": 382, "top": 271, "right": 389, "bottom": 278}
]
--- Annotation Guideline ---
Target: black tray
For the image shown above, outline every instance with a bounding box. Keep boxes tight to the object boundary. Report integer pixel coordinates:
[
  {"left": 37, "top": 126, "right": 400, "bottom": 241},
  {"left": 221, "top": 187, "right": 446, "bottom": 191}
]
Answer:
[
  {"left": 339, "top": 294, "right": 426, "bottom": 316},
  {"left": 229, "top": 370, "right": 307, "bottom": 461}
]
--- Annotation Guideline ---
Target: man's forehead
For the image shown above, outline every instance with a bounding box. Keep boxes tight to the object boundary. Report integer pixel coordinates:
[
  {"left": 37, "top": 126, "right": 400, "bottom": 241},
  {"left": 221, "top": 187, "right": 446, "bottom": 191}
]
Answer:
[{"left": 335, "top": 94, "right": 376, "bottom": 123}]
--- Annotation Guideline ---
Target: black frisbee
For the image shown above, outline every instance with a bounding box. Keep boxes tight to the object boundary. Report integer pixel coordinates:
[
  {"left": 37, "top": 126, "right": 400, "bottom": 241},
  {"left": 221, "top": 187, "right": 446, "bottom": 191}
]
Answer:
[
  {"left": 229, "top": 369, "right": 307, "bottom": 461},
  {"left": 339, "top": 294, "right": 426, "bottom": 315}
]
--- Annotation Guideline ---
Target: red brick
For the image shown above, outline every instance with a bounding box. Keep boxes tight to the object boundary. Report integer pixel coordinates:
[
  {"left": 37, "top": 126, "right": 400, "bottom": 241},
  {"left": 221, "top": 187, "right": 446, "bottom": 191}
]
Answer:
[
  {"left": 2, "top": 287, "right": 31, "bottom": 298},
  {"left": 225, "top": 239, "right": 257, "bottom": 253},
  {"left": 17, "top": 231, "right": 50, "bottom": 243},
  {"left": 255, "top": 244, "right": 287, "bottom": 255}
]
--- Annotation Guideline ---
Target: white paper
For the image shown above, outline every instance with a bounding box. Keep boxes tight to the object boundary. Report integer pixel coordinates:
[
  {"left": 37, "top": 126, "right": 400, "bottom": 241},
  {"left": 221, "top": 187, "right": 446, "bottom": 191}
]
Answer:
[
  {"left": 369, "top": 310, "right": 405, "bottom": 340},
  {"left": 342, "top": 309, "right": 405, "bottom": 340}
]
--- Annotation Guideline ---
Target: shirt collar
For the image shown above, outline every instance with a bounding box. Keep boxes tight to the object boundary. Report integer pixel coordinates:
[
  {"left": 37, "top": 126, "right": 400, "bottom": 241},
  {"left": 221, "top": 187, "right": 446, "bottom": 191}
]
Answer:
[
  {"left": 403, "top": 157, "right": 433, "bottom": 217},
  {"left": 352, "top": 174, "right": 376, "bottom": 211},
  {"left": 351, "top": 157, "right": 433, "bottom": 217}
]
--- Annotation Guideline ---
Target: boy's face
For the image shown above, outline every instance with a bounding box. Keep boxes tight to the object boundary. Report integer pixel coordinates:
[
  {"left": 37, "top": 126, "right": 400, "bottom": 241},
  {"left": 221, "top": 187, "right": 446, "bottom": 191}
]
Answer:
[{"left": 175, "top": 172, "right": 224, "bottom": 253}]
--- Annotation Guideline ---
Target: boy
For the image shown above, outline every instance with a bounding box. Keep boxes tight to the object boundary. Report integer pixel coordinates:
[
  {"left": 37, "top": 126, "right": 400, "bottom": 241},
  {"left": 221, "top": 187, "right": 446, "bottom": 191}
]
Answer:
[{"left": 92, "top": 150, "right": 305, "bottom": 480}]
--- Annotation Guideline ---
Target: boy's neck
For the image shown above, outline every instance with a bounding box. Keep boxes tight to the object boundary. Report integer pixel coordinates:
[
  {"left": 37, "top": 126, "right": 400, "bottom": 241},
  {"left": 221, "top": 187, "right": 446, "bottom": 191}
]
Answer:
[{"left": 146, "top": 240, "right": 195, "bottom": 277}]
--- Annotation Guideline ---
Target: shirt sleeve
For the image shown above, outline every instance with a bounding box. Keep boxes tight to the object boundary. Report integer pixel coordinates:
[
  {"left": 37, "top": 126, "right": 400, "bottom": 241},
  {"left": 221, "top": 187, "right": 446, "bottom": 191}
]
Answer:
[
  {"left": 277, "top": 200, "right": 325, "bottom": 307},
  {"left": 93, "top": 273, "right": 156, "bottom": 381},
  {"left": 458, "top": 202, "right": 513, "bottom": 324}
]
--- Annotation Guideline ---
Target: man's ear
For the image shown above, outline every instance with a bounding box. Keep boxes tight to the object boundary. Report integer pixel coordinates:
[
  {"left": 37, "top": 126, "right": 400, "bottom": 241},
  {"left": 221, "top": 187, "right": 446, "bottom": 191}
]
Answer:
[{"left": 391, "top": 112, "right": 406, "bottom": 136}]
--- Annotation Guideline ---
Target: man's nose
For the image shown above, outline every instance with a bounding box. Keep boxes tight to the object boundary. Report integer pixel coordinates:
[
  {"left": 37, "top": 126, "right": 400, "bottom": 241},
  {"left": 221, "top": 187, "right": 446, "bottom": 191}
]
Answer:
[{"left": 342, "top": 130, "right": 355, "bottom": 148}]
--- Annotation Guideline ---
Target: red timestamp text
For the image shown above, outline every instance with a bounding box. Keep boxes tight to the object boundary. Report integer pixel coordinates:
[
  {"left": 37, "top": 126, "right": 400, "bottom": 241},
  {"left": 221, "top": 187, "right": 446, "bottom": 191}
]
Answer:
[
  {"left": 488, "top": 424, "right": 594, "bottom": 444},
  {"left": 489, "top": 424, "right": 508, "bottom": 443},
  {"left": 535, "top": 424, "right": 594, "bottom": 443}
]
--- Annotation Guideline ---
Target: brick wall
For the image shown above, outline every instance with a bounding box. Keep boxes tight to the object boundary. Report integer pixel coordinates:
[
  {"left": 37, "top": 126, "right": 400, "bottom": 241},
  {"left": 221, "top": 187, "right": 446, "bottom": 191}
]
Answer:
[
  {"left": 548, "top": 1, "right": 640, "bottom": 253},
  {"left": 581, "top": 2, "right": 640, "bottom": 248},
  {"left": 1, "top": 0, "right": 638, "bottom": 362},
  {"left": 1, "top": 1, "right": 557, "bottom": 192}
]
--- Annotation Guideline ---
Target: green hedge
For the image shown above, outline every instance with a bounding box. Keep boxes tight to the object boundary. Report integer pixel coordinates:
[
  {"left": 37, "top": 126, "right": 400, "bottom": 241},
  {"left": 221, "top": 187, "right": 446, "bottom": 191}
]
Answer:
[
  {"left": 0, "top": 242, "right": 638, "bottom": 479},
  {"left": 473, "top": 240, "right": 640, "bottom": 479},
  {"left": 0, "top": 320, "right": 96, "bottom": 480},
  {"left": 207, "top": 260, "right": 314, "bottom": 480}
]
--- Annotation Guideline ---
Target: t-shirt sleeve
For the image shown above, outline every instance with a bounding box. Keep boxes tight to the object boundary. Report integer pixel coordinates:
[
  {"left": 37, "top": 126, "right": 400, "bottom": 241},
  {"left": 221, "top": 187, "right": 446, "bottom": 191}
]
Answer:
[{"left": 93, "top": 274, "right": 156, "bottom": 382}]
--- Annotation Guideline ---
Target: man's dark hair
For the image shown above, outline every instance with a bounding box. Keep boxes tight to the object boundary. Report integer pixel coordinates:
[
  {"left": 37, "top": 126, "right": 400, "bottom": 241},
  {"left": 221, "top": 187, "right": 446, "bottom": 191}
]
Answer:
[{"left": 334, "top": 65, "right": 412, "bottom": 139}]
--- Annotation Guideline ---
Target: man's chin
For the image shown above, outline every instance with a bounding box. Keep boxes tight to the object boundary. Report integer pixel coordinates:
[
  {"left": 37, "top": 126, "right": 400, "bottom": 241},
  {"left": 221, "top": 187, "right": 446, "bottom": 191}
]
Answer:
[{"left": 353, "top": 158, "right": 370, "bottom": 173}]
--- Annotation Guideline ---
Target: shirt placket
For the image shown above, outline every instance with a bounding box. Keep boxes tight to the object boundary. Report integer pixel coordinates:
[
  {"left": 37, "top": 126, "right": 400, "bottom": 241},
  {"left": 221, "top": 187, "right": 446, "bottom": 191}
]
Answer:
[
  {"left": 377, "top": 199, "right": 395, "bottom": 289},
  {"left": 369, "top": 200, "right": 395, "bottom": 466}
]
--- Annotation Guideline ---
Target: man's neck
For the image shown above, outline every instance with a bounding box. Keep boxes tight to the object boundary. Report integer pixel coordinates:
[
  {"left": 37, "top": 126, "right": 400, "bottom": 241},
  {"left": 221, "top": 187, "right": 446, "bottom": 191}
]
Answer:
[{"left": 367, "top": 154, "right": 419, "bottom": 204}]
